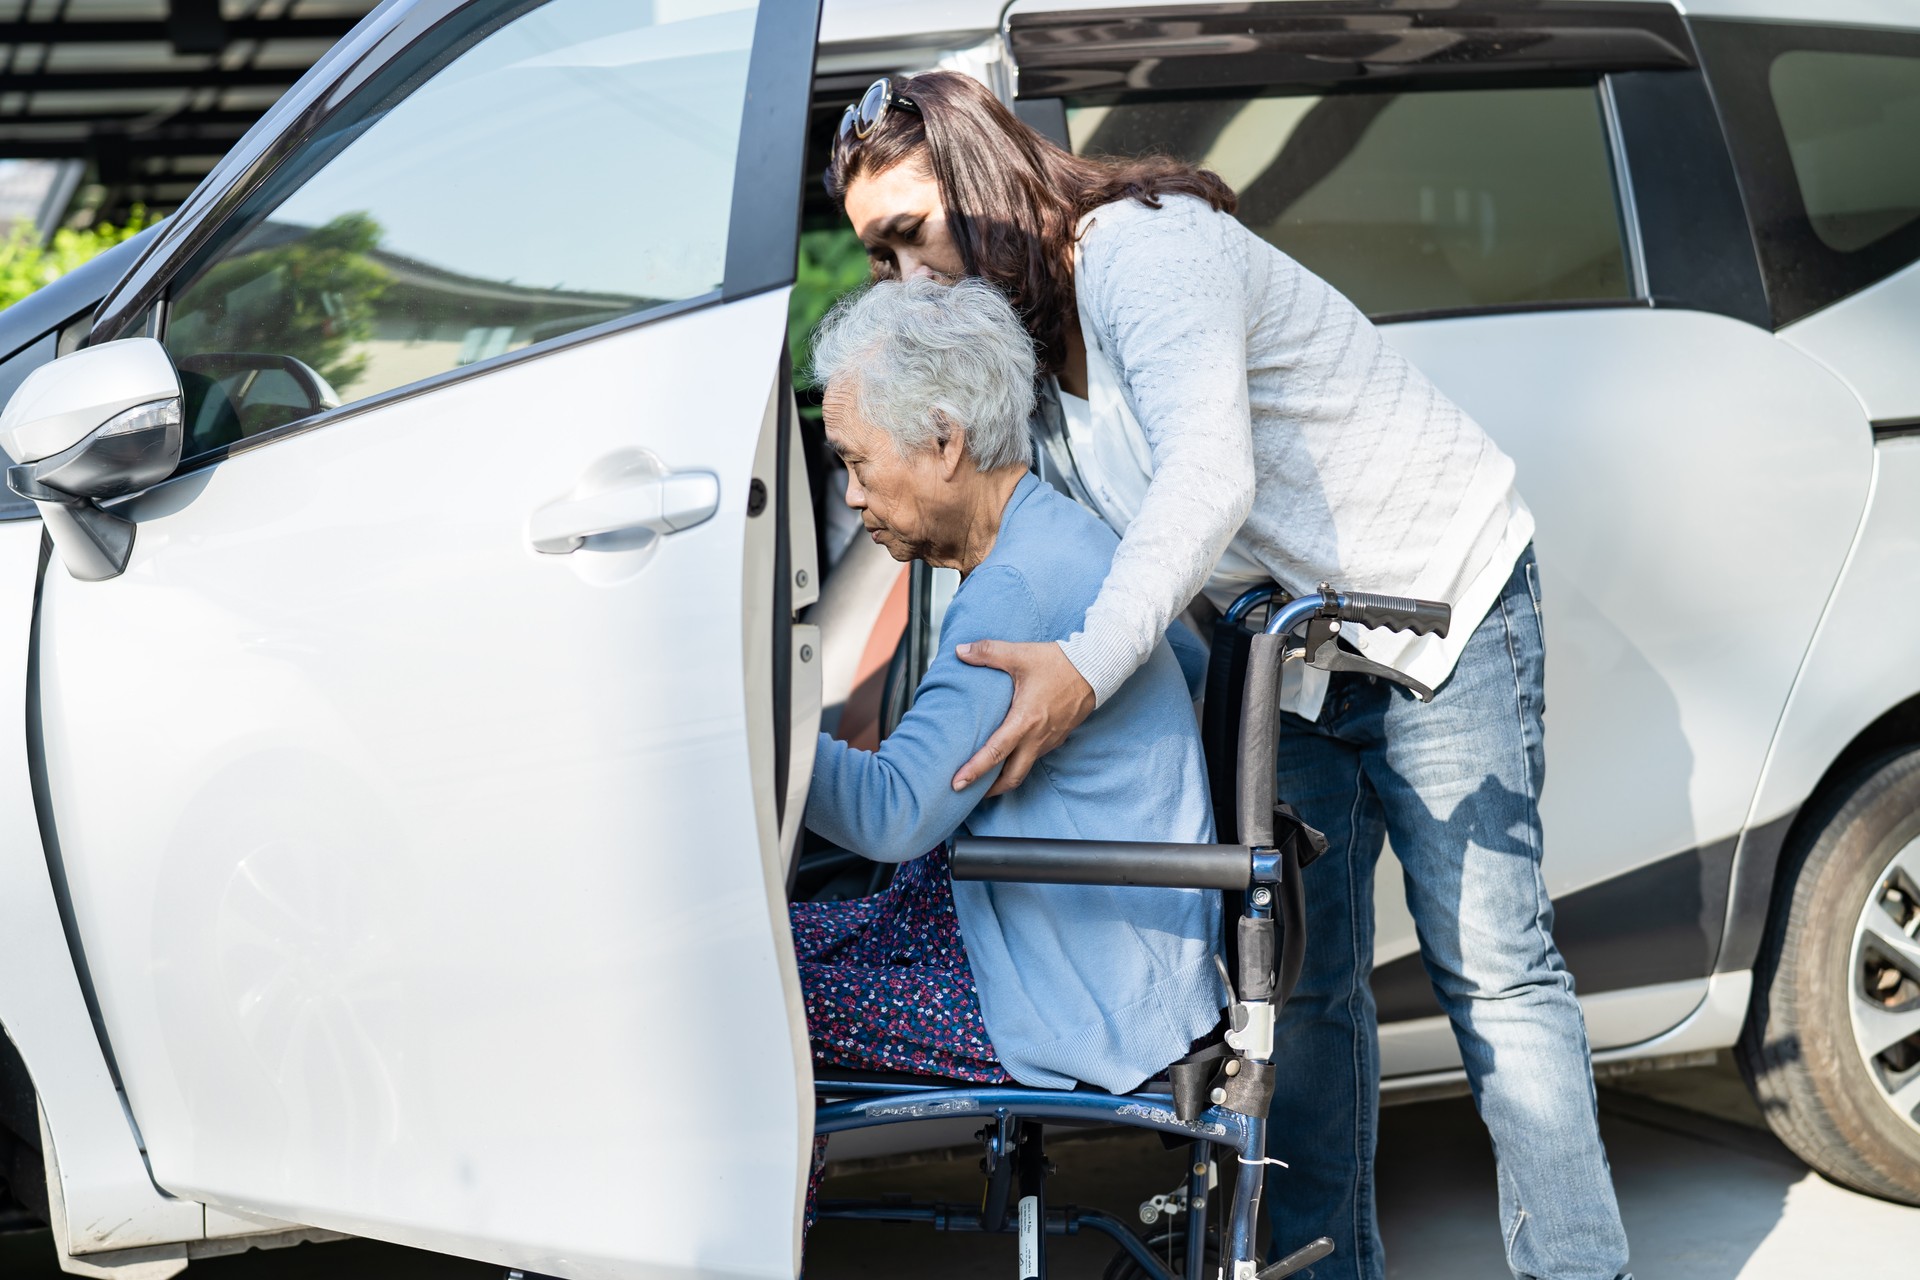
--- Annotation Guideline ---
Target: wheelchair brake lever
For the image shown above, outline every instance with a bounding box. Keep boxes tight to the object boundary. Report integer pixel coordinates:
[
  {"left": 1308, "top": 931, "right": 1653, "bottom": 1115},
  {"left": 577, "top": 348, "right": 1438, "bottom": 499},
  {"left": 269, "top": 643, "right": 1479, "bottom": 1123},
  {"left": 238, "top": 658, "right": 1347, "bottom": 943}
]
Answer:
[{"left": 1303, "top": 619, "right": 1436, "bottom": 702}]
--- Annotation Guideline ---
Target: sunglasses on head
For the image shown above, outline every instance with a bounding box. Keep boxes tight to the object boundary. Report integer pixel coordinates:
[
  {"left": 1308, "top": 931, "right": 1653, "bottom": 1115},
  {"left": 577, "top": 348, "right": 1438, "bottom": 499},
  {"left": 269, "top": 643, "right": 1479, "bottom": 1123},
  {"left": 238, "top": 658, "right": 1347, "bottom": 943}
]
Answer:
[{"left": 839, "top": 76, "right": 918, "bottom": 142}]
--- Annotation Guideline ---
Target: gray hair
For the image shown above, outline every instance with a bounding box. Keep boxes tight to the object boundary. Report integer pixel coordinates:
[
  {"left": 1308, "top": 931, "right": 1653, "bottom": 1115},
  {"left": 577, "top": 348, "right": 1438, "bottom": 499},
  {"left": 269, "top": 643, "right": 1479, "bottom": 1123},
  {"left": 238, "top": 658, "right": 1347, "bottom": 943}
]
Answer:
[{"left": 811, "top": 277, "right": 1036, "bottom": 472}]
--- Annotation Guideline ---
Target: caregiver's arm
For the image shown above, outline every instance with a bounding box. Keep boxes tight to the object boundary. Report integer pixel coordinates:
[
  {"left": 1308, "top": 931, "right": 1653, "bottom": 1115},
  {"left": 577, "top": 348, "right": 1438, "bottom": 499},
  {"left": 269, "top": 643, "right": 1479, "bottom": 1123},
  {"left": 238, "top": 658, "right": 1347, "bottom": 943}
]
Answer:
[
  {"left": 808, "top": 565, "right": 1040, "bottom": 860},
  {"left": 954, "top": 200, "right": 1256, "bottom": 794}
]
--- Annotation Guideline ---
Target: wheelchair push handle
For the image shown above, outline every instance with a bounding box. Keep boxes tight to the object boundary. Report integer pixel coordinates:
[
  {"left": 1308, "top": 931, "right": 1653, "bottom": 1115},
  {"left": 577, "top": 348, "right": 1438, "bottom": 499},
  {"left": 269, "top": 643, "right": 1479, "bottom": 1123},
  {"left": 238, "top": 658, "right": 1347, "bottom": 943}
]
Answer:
[
  {"left": 1331, "top": 590, "right": 1451, "bottom": 638},
  {"left": 1235, "top": 584, "right": 1449, "bottom": 846},
  {"left": 1260, "top": 585, "right": 1451, "bottom": 640},
  {"left": 950, "top": 837, "right": 1252, "bottom": 890}
]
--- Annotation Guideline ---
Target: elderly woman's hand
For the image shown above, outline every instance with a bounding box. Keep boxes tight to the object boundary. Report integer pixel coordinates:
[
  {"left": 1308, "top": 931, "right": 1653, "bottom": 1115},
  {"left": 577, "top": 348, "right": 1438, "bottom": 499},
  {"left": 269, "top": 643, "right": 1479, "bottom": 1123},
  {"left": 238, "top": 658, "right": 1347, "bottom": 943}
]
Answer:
[{"left": 950, "top": 640, "right": 1096, "bottom": 796}]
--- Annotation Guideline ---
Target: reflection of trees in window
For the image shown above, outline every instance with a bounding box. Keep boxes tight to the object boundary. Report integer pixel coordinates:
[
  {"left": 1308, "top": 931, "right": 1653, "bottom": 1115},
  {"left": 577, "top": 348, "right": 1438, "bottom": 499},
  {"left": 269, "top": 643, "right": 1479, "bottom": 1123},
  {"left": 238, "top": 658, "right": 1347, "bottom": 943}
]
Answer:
[
  {"left": 170, "top": 206, "right": 666, "bottom": 448},
  {"left": 181, "top": 212, "right": 391, "bottom": 394}
]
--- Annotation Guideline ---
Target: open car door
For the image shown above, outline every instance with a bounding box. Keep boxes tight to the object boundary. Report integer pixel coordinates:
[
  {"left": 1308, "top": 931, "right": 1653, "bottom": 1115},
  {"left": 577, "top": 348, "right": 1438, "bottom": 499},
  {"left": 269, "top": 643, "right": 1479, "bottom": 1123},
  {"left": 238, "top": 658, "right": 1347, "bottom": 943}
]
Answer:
[{"left": 24, "top": 1, "right": 821, "bottom": 1275}]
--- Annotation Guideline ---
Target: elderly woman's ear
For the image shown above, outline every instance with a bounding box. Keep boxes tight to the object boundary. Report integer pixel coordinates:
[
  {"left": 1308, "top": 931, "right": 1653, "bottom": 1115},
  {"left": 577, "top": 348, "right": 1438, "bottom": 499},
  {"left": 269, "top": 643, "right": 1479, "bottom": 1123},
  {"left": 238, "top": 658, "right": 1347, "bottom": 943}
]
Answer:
[{"left": 930, "top": 410, "right": 971, "bottom": 482}]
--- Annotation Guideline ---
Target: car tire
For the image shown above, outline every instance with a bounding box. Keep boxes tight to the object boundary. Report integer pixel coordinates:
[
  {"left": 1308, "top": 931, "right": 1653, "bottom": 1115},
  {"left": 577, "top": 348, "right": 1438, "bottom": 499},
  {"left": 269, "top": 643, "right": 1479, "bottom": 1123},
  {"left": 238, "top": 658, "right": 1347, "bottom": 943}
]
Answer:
[{"left": 1737, "top": 748, "right": 1920, "bottom": 1204}]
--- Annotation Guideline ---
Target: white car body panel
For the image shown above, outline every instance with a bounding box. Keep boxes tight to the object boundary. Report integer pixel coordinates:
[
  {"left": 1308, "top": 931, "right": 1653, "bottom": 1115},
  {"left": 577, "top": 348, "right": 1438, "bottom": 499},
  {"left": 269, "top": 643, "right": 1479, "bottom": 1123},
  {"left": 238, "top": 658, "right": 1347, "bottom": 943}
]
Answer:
[
  {"left": 1745, "top": 258, "right": 1920, "bottom": 825},
  {"left": 1588, "top": 969, "right": 1754, "bottom": 1063},
  {"left": 1380, "top": 970, "right": 1756, "bottom": 1097},
  {"left": 1779, "top": 259, "right": 1920, "bottom": 425},
  {"left": 820, "top": 0, "right": 999, "bottom": 46},
  {"left": 1747, "top": 440, "right": 1920, "bottom": 828},
  {"left": 33, "top": 294, "right": 806, "bottom": 1279},
  {"left": 1370, "top": 309, "right": 1871, "bottom": 982},
  {"left": 0, "top": 521, "right": 206, "bottom": 1260}
]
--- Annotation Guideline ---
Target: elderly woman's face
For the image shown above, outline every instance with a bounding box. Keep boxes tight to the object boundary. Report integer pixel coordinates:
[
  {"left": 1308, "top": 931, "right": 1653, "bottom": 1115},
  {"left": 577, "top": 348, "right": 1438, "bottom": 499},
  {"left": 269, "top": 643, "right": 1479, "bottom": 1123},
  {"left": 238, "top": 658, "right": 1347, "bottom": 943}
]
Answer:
[{"left": 822, "top": 382, "right": 964, "bottom": 565}]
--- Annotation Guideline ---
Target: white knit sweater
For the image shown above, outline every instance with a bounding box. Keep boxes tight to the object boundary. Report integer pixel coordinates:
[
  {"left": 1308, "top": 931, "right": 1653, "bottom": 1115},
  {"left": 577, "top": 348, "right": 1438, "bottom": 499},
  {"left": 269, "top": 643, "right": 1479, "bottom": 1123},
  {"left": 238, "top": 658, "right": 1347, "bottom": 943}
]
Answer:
[{"left": 1050, "top": 195, "right": 1534, "bottom": 711}]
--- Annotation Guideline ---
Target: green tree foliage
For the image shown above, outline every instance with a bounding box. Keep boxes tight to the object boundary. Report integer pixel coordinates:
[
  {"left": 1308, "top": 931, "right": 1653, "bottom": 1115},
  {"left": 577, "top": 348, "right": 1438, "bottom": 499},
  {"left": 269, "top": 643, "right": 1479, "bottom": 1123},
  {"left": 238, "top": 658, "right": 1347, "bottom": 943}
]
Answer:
[
  {"left": 0, "top": 211, "right": 151, "bottom": 310},
  {"left": 787, "top": 227, "right": 870, "bottom": 409},
  {"left": 172, "top": 213, "right": 391, "bottom": 394}
]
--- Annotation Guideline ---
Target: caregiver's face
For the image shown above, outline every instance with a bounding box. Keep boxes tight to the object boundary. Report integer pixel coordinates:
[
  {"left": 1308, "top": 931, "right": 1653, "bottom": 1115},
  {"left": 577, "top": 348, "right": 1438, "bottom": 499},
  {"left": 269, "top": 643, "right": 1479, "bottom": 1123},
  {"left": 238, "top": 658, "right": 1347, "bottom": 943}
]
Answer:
[
  {"left": 823, "top": 382, "right": 952, "bottom": 564},
  {"left": 844, "top": 159, "right": 966, "bottom": 283}
]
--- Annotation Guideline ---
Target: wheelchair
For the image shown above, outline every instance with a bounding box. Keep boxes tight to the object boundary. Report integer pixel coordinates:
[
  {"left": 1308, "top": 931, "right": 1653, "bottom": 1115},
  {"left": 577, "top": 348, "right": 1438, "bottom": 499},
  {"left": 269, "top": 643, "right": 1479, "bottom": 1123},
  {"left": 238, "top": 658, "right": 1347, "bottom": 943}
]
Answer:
[{"left": 811, "top": 583, "right": 1452, "bottom": 1280}]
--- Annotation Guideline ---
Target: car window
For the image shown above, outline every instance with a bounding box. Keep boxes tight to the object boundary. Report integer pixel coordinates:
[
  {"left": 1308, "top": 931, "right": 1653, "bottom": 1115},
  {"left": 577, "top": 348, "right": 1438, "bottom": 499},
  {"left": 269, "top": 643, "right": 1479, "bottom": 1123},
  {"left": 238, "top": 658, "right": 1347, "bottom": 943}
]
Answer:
[
  {"left": 1067, "top": 86, "right": 1632, "bottom": 319},
  {"left": 1694, "top": 21, "right": 1920, "bottom": 327},
  {"left": 164, "top": 0, "right": 759, "bottom": 457},
  {"left": 1772, "top": 51, "right": 1920, "bottom": 254}
]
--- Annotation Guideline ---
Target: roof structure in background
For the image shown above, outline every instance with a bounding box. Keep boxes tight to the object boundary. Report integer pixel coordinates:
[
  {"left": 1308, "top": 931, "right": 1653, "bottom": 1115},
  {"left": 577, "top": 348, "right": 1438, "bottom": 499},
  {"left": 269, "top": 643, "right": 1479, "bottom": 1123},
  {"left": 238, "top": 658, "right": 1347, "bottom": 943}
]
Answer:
[
  {"left": 0, "top": 154, "right": 79, "bottom": 226},
  {"left": 0, "top": 0, "right": 380, "bottom": 223}
]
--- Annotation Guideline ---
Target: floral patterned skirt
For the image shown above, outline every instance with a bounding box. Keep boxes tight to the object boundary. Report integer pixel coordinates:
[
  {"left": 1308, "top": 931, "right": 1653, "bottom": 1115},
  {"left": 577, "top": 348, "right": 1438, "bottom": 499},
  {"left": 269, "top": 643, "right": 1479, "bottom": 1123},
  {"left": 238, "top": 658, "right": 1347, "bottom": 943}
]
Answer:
[{"left": 791, "top": 845, "right": 1012, "bottom": 1241}]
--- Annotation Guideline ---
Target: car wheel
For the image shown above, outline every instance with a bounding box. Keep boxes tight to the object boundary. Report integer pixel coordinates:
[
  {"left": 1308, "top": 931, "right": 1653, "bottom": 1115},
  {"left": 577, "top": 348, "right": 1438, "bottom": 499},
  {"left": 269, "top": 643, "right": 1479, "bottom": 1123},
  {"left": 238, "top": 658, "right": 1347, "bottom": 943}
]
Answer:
[{"left": 1737, "top": 748, "right": 1920, "bottom": 1203}]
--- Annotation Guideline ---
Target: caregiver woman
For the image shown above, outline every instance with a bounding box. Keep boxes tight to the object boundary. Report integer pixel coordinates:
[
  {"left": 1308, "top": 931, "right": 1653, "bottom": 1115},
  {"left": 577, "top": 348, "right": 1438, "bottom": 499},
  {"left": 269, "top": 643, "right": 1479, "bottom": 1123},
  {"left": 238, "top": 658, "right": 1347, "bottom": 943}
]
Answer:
[{"left": 827, "top": 71, "right": 1631, "bottom": 1280}]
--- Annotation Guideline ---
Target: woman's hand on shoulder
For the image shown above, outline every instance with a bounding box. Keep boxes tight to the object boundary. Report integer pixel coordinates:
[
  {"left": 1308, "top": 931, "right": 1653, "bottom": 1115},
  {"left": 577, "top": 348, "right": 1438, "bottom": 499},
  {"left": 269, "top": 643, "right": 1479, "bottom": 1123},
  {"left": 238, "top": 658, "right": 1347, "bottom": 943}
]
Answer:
[{"left": 950, "top": 640, "right": 1096, "bottom": 797}]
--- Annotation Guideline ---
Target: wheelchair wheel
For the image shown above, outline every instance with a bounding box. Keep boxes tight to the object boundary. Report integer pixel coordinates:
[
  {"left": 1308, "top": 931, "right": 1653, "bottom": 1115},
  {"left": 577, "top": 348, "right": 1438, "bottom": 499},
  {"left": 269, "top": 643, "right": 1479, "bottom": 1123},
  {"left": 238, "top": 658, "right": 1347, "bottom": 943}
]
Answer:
[{"left": 1102, "top": 1221, "right": 1218, "bottom": 1280}]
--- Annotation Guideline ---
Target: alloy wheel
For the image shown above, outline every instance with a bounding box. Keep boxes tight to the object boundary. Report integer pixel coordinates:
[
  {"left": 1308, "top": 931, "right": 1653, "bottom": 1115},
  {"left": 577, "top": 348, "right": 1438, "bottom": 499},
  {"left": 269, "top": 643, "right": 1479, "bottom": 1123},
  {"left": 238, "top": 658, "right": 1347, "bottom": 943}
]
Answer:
[{"left": 1849, "top": 835, "right": 1920, "bottom": 1136}]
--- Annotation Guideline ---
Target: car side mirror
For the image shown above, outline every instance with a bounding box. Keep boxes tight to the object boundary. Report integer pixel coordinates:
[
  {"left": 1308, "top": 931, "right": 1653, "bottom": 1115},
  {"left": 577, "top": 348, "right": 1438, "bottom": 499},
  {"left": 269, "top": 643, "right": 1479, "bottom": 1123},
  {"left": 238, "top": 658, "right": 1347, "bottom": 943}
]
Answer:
[{"left": 0, "top": 338, "right": 184, "bottom": 581}]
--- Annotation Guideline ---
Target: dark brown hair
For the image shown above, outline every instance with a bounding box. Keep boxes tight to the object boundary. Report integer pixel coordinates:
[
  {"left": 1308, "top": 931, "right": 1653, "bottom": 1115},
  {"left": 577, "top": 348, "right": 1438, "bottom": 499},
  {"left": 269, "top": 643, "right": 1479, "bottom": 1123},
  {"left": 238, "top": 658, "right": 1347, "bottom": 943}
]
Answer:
[{"left": 826, "top": 71, "right": 1236, "bottom": 375}]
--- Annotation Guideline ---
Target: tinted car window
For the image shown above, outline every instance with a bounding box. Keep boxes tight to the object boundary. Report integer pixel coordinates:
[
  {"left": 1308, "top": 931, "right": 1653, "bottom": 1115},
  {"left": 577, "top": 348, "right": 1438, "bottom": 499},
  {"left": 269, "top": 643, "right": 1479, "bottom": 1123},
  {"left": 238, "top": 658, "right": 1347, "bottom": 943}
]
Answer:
[
  {"left": 1770, "top": 51, "right": 1920, "bottom": 253},
  {"left": 165, "top": 0, "right": 759, "bottom": 455},
  {"left": 1069, "top": 86, "right": 1632, "bottom": 319},
  {"left": 1694, "top": 21, "right": 1920, "bottom": 327}
]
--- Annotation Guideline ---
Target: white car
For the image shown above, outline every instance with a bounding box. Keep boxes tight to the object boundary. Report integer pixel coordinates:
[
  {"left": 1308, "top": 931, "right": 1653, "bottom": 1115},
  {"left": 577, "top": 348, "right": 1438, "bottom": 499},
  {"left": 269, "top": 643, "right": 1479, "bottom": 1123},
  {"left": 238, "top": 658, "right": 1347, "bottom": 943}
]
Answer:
[{"left": 0, "top": 1, "right": 1914, "bottom": 1277}]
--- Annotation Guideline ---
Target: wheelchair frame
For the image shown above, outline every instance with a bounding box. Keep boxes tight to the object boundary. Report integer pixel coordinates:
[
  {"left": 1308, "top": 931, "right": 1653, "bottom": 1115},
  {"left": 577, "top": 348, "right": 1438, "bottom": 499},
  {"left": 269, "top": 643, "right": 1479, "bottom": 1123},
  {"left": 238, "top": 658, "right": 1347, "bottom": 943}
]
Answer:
[{"left": 812, "top": 585, "right": 1450, "bottom": 1280}]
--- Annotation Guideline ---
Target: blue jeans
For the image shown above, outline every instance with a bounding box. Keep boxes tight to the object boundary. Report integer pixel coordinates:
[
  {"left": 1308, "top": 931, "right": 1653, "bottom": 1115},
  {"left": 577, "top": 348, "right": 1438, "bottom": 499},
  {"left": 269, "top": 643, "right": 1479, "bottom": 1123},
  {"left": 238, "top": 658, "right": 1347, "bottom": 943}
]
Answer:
[{"left": 1266, "top": 547, "right": 1629, "bottom": 1280}]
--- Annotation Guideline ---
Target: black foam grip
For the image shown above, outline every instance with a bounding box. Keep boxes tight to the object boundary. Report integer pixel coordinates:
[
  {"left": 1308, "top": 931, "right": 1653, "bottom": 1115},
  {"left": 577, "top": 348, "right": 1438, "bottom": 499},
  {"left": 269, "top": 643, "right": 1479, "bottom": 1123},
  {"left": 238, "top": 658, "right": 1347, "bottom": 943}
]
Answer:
[
  {"left": 1238, "top": 917, "right": 1276, "bottom": 1001},
  {"left": 1338, "top": 591, "right": 1451, "bottom": 638},
  {"left": 1202, "top": 620, "right": 1254, "bottom": 844},
  {"left": 1236, "top": 632, "right": 1286, "bottom": 847},
  {"left": 951, "top": 837, "right": 1252, "bottom": 890}
]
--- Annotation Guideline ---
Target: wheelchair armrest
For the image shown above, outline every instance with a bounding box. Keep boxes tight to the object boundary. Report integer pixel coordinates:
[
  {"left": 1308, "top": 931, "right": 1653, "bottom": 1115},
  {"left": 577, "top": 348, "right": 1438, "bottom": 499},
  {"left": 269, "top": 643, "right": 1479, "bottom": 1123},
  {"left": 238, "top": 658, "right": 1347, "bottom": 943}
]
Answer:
[{"left": 949, "top": 837, "right": 1251, "bottom": 890}]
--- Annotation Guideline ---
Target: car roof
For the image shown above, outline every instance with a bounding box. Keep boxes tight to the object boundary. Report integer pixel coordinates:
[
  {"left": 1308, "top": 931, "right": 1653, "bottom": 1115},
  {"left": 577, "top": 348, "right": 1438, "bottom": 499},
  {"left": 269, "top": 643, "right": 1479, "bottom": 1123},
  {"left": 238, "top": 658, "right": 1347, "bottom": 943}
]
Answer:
[{"left": 819, "top": 0, "right": 1919, "bottom": 52}]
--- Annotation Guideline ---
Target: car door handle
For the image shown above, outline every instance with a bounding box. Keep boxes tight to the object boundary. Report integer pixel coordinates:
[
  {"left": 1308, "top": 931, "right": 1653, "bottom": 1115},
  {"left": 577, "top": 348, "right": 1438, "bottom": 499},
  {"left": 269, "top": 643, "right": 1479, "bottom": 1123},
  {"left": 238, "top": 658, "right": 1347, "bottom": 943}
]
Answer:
[{"left": 529, "top": 468, "right": 719, "bottom": 555}]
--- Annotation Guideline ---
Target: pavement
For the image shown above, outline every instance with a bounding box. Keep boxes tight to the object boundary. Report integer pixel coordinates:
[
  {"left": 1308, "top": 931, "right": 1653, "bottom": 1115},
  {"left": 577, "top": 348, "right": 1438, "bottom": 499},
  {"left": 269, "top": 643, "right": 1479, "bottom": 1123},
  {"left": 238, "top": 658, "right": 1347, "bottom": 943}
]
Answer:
[{"left": 3, "top": 1056, "right": 1917, "bottom": 1278}]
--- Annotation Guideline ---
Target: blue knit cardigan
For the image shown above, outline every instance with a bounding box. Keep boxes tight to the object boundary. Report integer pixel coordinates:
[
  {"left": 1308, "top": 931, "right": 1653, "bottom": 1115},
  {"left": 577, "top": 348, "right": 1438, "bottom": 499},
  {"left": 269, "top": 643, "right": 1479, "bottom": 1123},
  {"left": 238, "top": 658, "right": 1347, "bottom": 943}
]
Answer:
[{"left": 806, "top": 474, "right": 1227, "bottom": 1091}]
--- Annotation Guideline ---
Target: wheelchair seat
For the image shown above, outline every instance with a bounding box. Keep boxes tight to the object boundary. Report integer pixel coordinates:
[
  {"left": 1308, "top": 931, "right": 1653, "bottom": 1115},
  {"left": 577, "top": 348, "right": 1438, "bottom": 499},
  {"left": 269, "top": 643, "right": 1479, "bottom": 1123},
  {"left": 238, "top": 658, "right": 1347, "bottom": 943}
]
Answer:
[
  {"left": 812, "top": 1063, "right": 1009, "bottom": 1091},
  {"left": 814, "top": 1011, "right": 1233, "bottom": 1103}
]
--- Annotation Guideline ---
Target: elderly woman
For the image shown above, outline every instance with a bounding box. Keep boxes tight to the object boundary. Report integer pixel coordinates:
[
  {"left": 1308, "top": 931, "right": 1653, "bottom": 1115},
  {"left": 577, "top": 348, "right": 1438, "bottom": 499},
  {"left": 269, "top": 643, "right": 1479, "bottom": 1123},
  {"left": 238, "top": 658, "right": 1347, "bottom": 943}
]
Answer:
[{"left": 797, "top": 277, "right": 1225, "bottom": 1111}]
